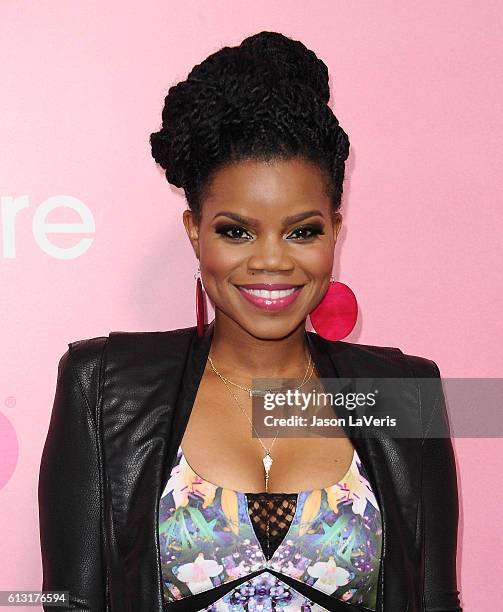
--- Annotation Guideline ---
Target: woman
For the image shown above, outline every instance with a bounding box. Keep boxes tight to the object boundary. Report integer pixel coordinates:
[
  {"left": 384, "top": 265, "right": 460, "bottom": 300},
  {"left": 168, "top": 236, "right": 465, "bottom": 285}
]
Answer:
[{"left": 38, "top": 31, "right": 462, "bottom": 612}]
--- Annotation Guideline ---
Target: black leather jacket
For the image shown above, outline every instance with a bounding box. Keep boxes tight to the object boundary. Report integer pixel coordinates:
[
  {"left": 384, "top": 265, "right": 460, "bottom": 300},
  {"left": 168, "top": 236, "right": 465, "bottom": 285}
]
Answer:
[{"left": 38, "top": 321, "right": 462, "bottom": 611}]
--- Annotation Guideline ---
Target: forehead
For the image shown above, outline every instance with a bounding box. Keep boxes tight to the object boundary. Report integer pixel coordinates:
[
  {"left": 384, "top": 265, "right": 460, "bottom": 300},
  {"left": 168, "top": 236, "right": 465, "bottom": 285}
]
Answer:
[{"left": 202, "top": 158, "right": 331, "bottom": 216}]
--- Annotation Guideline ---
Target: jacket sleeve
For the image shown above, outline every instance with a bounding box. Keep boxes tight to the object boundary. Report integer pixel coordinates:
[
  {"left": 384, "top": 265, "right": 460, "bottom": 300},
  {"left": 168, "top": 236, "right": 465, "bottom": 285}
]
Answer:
[
  {"left": 419, "top": 358, "right": 462, "bottom": 612},
  {"left": 38, "top": 339, "right": 108, "bottom": 611}
]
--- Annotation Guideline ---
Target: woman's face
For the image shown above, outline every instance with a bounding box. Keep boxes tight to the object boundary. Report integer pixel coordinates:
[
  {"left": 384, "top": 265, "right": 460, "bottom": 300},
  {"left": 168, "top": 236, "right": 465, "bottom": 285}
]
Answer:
[{"left": 183, "top": 157, "right": 342, "bottom": 340}]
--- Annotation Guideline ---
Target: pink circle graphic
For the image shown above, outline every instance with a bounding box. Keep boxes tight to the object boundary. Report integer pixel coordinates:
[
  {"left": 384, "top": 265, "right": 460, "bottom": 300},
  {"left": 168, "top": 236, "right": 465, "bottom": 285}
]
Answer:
[{"left": 0, "top": 410, "right": 19, "bottom": 491}]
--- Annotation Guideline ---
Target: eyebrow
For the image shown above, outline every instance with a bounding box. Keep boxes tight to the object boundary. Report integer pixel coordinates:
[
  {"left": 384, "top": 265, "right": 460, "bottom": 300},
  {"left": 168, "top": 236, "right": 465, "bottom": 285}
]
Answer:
[{"left": 212, "top": 209, "right": 325, "bottom": 226}]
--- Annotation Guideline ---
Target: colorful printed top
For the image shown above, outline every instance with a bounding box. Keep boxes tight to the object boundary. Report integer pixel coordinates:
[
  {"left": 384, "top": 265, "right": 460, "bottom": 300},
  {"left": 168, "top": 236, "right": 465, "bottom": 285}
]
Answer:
[{"left": 159, "top": 444, "right": 382, "bottom": 611}]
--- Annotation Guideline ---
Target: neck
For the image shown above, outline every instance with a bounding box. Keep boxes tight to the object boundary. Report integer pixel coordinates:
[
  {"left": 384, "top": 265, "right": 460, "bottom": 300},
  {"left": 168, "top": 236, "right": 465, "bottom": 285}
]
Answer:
[{"left": 207, "top": 311, "right": 312, "bottom": 381}]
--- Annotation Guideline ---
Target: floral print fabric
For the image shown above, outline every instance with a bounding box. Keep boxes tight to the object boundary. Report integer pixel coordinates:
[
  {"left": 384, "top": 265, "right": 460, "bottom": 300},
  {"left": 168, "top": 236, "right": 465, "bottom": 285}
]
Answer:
[
  {"left": 203, "top": 572, "right": 329, "bottom": 611},
  {"left": 159, "top": 444, "right": 382, "bottom": 610}
]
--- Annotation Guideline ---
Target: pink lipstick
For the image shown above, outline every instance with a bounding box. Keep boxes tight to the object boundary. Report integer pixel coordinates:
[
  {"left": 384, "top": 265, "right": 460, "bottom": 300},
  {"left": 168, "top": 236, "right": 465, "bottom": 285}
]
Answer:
[{"left": 233, "top": 283, "right": 305, "bottom": 311}]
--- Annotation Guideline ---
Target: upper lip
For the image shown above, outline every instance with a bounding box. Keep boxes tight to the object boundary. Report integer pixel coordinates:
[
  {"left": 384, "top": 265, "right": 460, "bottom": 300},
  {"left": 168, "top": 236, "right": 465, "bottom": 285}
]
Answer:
[{"left": 234, "top": 283, "right": 304, "bottom": 290}]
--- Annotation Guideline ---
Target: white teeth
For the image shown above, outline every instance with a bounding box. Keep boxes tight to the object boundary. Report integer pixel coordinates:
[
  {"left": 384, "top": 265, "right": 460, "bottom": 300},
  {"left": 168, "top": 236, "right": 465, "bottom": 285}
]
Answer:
[{"left": 239, "top": 287, "right": 298, "bottom": 299}]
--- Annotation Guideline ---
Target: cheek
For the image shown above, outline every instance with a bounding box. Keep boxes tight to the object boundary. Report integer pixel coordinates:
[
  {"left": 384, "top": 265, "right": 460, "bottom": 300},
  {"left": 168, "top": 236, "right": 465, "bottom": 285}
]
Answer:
[
  {"left": 200, "top": 239, "right": 244, "bottom": 280},
  {"left": 296, "top": 246, "right": 334, "bottom": 276}
]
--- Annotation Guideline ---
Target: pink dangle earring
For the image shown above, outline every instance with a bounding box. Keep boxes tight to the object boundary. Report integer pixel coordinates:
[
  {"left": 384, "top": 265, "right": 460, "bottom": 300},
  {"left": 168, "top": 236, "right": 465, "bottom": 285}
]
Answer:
[
  {"left": 194, "top": 263, "right": 206, "bottom": 337},
  {"left": 308, "top": 275, "right": 358, "bottom": 341}
]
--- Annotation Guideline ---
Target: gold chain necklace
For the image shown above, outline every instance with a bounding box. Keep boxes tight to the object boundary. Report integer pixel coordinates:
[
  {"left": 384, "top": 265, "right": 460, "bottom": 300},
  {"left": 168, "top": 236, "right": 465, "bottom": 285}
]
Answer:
[
  {"left": 210, "top": 352, "right": 314, "bottom": 398},
  {"left": 207, "top": 349, "right": 314, "bottom": 492}
]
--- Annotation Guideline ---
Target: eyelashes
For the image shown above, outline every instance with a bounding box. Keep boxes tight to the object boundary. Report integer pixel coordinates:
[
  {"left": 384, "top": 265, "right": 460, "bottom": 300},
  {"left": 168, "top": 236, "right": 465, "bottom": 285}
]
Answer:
[
  {"left": 215, "top": 224, "right": 250, "bottom": 240},
  {"left": 288, "top": 224, "right": 325, "bottom": 240},
  {"left": 214, "top": 223, "right": 325, "bottom": 242}
]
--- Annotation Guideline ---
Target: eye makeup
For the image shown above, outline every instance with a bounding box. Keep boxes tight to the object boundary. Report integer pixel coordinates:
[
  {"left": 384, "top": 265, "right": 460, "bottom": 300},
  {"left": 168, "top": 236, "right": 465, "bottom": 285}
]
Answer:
[
  {"left": 214, "top": 223, "right": 325, "bottom": 241},
  {"left": 214, "top": 224, "right": 253, "bottom": 241},
  {"left": 288, "top": 223, "right": 325, "bottom": 240}
]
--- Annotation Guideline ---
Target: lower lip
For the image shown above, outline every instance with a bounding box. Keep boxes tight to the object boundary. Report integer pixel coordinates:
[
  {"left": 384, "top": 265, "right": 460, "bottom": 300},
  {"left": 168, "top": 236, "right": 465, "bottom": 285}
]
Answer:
[{"left": 234, "top": 285, "right": 304, "bottom": 311}]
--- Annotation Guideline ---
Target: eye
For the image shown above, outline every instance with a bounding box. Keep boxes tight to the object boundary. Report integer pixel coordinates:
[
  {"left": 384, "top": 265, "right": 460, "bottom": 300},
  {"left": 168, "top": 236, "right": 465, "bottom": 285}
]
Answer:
[
  {"left": 215, "top": 224, "right": 253, "bottom": 241},
  {"left": 287, "top": 224, "right": 325, "bottom": 241}
]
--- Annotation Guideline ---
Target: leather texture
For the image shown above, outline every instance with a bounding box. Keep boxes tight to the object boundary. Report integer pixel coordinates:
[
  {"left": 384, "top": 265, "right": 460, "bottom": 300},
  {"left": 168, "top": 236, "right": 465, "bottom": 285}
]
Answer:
[{"left": 38, "top": 320, "right": 462, "bottom": 611}]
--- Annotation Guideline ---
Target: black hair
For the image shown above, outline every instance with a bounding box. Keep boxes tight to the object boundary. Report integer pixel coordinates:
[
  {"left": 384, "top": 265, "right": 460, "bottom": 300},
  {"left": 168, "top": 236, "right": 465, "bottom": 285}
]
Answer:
[{"left": 149, "top": 31, "right": 350, "bottom": 223}]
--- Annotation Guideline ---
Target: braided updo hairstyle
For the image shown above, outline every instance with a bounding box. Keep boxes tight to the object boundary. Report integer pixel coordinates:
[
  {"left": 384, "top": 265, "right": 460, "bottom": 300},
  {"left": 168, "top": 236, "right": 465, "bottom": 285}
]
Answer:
[{"left": 150, "top": 31, "right": 350, "bottom": 224}]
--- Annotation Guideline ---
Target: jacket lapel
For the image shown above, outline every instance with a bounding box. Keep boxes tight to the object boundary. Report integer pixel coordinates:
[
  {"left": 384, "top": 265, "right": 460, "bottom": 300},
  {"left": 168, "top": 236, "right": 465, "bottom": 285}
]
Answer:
[
  {"left": 161, "top": 320, "right": 215, "bottom": 494},
  {"left": 305, "top": 330, "right": 389, "bottom": 611},
  {"left": 103, "top": 326, "right": 197, "bottom": 611},
  {"left": 305, "top": 330, "right": 424, "bottom": 611}
]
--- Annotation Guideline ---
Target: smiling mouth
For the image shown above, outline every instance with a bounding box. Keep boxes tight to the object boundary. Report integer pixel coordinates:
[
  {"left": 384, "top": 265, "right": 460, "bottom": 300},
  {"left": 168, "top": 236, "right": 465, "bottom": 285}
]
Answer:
[
  {"left": 232, "top": 284, "right": 305, "bottom": 311},
  {"left": 237, "top": 286, "right": 301, "bottom": 299}
]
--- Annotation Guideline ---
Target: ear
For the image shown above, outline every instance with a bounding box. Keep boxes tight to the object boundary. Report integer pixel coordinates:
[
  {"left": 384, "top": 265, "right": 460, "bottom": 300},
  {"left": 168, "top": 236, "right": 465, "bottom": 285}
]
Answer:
[
  {"left": 332, "top": 212, "right": 343, "bottom": 244},
  {"left": 182, "top": 209, "right": 200, "bottom": 259}
]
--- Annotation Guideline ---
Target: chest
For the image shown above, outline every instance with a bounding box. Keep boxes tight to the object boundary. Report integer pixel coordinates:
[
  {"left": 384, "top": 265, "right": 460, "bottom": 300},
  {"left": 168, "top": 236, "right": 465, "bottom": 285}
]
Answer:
[{"left": 178, "top": 366, "right": 356, "bottom": 494}]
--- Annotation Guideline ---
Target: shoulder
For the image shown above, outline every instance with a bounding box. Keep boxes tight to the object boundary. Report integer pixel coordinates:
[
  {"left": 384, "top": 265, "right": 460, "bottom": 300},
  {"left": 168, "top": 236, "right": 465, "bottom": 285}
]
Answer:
[
  {"left": 66, "top": 325, "right": 196, "bottom": 360},
  {"left": 329, "top": 338, "right": 444, "bottom": 436},
  {"left": 105, "top": 325, "right": 196, "bottom": 364},
  {"left": 66, "top": 335, "right": 109, "bottom": 370},
  {"left": 58, "top": 326, "right": 196, "bottom": 421},
  {"left": 330, "top": 336, "right": 441, "bottom": 378},
  {"left": 61, "top": 323, "right": 198, "bottom": 384},
  {"left": 310, "top": 329, "right": 442, "bottom": 378},
  {"left": 53, "top": 336, "right": 109, "bottom": 419}
]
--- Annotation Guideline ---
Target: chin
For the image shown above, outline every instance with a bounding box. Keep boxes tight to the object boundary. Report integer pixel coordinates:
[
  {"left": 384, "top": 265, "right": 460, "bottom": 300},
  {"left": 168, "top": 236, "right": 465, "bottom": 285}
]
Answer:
[{"left": 237, "top": 316, "right": 305, "bottom": 340}]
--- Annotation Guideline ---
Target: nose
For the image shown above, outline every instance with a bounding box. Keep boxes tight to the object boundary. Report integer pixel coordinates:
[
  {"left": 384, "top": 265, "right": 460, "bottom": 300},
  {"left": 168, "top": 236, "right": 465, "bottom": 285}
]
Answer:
[{"left": 246, "top": 234, "right": 295, "bottom": 274}]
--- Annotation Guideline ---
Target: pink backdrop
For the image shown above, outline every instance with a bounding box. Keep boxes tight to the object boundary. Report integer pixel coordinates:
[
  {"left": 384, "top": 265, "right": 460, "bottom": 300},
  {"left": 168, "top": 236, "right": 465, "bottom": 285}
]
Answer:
[{"left": 1, "top": 2, "right": 502, "bottom": 610}]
